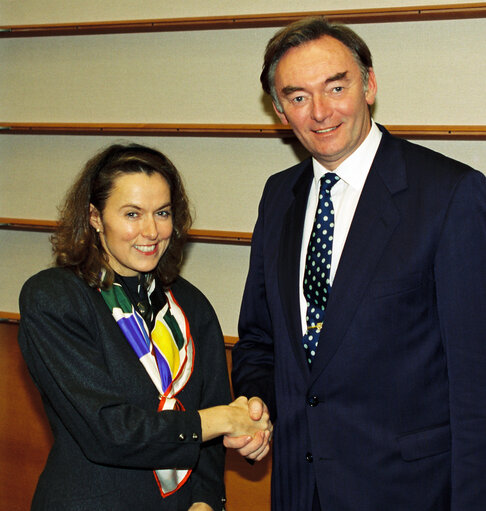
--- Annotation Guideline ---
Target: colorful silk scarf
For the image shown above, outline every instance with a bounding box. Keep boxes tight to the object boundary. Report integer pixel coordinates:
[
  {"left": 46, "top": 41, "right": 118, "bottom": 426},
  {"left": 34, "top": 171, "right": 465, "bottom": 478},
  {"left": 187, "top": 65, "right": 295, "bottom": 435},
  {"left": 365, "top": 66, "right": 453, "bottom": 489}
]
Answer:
[{"left": 100, "top": 280, "right": 195, "bottom": 498}]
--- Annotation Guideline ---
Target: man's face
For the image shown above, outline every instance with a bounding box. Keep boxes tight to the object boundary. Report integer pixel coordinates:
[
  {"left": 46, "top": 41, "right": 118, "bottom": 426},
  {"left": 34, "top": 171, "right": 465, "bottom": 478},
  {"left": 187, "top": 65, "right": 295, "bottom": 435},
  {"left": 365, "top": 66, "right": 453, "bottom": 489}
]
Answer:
[{"left": 273, "top": 35, "right": 377, "bottom": 170}]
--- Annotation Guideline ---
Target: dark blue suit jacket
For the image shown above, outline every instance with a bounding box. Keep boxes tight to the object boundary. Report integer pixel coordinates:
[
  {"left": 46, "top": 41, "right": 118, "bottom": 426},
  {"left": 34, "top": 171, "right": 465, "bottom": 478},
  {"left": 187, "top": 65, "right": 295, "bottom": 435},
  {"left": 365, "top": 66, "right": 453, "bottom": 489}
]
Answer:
[{"left": 233, "top": 125, "right": 486, "bottom": 510}]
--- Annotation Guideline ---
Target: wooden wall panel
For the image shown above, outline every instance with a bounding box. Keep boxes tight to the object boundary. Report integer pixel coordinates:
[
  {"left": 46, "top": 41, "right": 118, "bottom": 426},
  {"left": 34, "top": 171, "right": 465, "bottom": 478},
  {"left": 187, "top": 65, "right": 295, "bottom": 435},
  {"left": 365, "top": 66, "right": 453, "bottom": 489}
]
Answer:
[
  {"left": 224, "top": 346, "right": 272, "bottom": 511},
  {"left": 0, "top": 323, "right": 271, "bottom": 510},
  {"left": 0, "top": 323, "right": 53, "bottom": 511},
  {"left": 225, "top": 449, "right": 272, "bottom": 511}
]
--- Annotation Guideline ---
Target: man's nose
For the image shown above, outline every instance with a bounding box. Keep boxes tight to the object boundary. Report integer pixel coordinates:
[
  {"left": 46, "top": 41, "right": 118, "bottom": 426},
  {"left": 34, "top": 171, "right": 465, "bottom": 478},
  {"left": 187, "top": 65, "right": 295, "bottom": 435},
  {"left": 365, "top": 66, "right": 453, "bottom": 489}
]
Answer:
[{"left": 311, "top": 95, "right": 332, "bottom": 122}]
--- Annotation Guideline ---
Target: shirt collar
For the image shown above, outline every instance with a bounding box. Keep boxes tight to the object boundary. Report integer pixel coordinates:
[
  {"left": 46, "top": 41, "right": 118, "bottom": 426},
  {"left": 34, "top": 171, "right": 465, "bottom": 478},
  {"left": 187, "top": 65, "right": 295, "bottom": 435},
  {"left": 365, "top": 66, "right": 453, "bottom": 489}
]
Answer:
[{"left": 312, "top": 120, "right": 382, "bottom": 192}]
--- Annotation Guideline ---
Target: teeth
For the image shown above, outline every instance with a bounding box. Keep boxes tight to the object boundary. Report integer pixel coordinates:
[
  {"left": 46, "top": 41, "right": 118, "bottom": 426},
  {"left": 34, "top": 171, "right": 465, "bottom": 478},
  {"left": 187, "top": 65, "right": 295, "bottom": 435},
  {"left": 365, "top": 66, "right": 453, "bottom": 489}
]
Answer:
[
  {"left": 316, "top": 127, "right": 337, "bottom": 133},
  {"left": 135, "top": 244, "right": 156, "bottom": 253}
]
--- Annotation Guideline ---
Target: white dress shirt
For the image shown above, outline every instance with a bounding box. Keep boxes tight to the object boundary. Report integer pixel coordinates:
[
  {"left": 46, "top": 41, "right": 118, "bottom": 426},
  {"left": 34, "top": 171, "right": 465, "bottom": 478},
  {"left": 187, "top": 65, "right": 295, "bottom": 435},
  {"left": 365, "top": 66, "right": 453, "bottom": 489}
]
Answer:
[{"left": 299, "top": 121, "right": 382, "bottom": 335}]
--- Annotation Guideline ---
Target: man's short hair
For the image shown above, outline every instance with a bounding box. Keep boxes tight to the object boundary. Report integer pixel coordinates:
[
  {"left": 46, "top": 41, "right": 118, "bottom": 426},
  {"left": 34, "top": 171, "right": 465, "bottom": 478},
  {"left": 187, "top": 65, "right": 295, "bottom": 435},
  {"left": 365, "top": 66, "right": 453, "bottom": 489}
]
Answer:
[{"left": 261, "top": 16, "right": 373, "bottom": 112}]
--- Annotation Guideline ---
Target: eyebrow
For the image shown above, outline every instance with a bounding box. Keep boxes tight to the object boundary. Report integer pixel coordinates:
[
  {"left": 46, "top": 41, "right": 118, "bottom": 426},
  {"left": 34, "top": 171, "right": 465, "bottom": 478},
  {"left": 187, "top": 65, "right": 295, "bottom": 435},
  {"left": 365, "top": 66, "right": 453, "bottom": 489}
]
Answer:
[
  {"left": 281, "top": 71, "right": 349, "bottom": 96},
  {"left": 121, "top": 202, "right": 172, "bottom": 210},
  {"left": 281, "top": 85, "right": 305, "bottom": 96},
  {"left": 325, "top": 71, "right": 348, "bottom": 84}
]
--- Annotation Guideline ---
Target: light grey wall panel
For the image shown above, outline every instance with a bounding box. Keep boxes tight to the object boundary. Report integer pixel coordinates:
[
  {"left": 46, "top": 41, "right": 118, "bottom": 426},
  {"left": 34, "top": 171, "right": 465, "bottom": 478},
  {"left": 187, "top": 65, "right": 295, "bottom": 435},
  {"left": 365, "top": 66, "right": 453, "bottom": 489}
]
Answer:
[
  {"left": 181, "top": 243, "right": 250, "bottom": 336},
  {"left": 0, "top": 231, "right": 52, "bottom": 313},
  {"left": 0, "top": 135, "right": 305, "bottom": 229},
  {"left": 2, "top": 20, "right": 485, "bottom": 124}
]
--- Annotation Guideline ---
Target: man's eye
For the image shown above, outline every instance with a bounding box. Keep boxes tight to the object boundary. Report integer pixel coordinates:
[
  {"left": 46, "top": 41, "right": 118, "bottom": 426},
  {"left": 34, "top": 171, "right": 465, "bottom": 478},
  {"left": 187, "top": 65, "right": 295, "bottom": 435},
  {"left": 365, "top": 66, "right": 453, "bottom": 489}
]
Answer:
[
  {"left": 333, "top": 86, "right": 344, "bottom": 93},
  {"left": 126, "top": 212, "right": 138, "bottom": 218},
  {"left": 292, "top": 96, "right": 305, "bottom": 103}
]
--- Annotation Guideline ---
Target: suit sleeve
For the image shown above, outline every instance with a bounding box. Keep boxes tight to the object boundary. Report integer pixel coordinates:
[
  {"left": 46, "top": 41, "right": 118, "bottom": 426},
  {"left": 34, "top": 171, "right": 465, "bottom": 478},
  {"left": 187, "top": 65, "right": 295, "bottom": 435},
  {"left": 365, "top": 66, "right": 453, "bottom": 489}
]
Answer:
[
  {"left": 232, "top": 182, "right": 277, "bottom": 420},
  {"left": 18, "top": 270, "right": 202, "bottom": 470},
  {"left": 184, "top": 286, "right": 231, "bottom": 511},
  {"left": 434, "top": 169, "right": 486, "bottom": 509}
]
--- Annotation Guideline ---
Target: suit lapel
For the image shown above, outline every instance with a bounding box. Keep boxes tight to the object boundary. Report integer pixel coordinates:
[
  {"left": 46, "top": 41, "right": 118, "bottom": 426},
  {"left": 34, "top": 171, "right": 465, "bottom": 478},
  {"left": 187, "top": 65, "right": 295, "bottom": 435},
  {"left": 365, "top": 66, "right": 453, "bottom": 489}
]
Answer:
[
  {"left": 310, "top": 129, "right": 408, "bottom": 380},
  {"left": 277, "top": 159, "right": 313, "bottom": 374}
]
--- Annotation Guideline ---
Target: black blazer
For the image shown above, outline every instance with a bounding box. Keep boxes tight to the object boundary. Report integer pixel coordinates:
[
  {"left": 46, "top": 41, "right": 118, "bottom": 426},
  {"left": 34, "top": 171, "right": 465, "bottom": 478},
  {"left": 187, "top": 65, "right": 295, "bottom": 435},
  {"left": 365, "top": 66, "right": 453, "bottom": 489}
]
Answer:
[
  {"left": 19, "top": 267, "right": 230, "bottom": 511},
  {"left": 233, "top": 125, "right": 486, "bottom": 510}
]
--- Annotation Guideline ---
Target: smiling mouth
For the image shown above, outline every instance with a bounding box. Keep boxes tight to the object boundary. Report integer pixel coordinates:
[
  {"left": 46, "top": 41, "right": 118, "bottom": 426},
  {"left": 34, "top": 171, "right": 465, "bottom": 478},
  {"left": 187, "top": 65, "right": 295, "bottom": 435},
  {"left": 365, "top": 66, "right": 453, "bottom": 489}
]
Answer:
[
  {"left": 314, "top": 125, "right": 339, "bottom": 134},
  {"left": 134, "top": 244, "right": 158, "bottom": 254}
]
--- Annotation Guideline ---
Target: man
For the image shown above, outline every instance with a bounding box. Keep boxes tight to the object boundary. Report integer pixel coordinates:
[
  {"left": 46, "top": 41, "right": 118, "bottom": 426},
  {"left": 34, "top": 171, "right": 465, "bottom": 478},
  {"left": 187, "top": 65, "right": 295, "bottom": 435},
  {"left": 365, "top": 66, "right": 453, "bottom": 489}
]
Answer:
[{"left": 226, "top": 16, "right": 486, "bottom": 510}]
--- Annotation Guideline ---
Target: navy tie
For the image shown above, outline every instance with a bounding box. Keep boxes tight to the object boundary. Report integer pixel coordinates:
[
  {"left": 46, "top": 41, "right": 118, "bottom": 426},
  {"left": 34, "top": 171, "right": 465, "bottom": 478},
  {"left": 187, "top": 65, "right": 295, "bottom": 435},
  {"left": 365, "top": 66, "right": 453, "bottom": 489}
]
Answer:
[{"left": 302, "top": 173, "right": 340, "bottom": 364}]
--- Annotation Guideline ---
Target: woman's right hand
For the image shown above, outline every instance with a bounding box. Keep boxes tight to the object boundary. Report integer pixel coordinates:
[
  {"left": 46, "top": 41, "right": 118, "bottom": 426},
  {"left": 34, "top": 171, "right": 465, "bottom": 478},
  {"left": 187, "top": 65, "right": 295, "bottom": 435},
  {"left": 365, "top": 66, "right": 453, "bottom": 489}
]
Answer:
[
  {"left": 226, "top": 396, "right": 271, "bottom": 438},
  {"left": 198, "top": 396, "right": 271, "bottom": 442},
  {"left": 223, "top": 396, "right": 273, "bottom": 461}
]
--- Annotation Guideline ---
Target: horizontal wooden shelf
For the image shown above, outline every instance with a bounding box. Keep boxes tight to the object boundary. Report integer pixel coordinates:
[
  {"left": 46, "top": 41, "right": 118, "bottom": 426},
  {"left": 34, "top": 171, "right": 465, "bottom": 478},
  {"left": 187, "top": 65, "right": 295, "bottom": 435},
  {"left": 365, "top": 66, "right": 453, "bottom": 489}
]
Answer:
[
  {"left": 0, "top": 218, "right": 58, "bottom": 232},
  {"left": 189, "top": 230, "right": 252, "bottom": 245},
  {"left": 0, "top": 311, "right": 238, "bottom": 347},
  {"left": 1, "top": 4, "right": 485, "bottom": 37},
  {"left": 384, "top": 125, "right": 486, "bottom": 139},
  {"left": 0, "top": 123, "right": 292, "bottom": 138},
  {"left": 0, "top": 311, "right": 20, "bottom": 324},
  {"left": 1, "top": 123, "right": 485, "bottom": 140},
  {"left": 0, "top": 218, "right": 253, "bottom": 246}
]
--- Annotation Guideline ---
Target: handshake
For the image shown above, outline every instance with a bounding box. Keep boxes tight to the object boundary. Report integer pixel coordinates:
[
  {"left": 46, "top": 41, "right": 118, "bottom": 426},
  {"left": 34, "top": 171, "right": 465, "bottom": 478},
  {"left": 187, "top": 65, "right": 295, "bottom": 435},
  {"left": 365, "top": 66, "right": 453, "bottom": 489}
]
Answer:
[
  {"left": 223, "top": 396, "right": 273, "bottom": 462},
  {"left": 198, "top": 396, "right": 273, "bottom": 462}
]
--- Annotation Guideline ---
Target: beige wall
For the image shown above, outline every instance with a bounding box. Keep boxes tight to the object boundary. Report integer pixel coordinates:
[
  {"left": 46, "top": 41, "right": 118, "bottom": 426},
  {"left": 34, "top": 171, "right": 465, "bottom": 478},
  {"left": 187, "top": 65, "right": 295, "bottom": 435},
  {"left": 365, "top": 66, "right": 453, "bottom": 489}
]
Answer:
[{"left": 1, "top": 2, "right": 485, "bottom": 336}]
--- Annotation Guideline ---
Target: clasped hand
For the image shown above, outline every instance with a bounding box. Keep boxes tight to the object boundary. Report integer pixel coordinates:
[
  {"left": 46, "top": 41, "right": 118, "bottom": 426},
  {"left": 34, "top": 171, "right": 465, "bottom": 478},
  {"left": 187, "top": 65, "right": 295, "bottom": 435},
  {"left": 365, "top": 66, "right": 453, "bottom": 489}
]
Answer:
[{"left": 224, "top": 396, "right": 272, "bottom": 462}]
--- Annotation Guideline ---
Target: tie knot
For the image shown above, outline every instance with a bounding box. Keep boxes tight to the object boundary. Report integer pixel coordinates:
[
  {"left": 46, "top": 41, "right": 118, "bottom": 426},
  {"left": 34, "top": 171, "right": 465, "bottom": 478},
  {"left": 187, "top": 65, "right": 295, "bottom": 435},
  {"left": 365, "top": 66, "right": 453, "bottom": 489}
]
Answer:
[{"left": 320, "top": 173, "right": 340, "bottom": 194}]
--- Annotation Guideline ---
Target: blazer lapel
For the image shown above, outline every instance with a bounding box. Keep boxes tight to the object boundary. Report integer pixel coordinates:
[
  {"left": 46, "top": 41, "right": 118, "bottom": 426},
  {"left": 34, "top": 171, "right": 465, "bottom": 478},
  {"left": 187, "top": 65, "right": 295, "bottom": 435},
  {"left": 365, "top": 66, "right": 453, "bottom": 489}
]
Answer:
[
  {"left": 277, "top": 159, "right": 314, "bottom": 374},
  {"left": 310, "top": 129, "right": 408, "bottom": 380}
]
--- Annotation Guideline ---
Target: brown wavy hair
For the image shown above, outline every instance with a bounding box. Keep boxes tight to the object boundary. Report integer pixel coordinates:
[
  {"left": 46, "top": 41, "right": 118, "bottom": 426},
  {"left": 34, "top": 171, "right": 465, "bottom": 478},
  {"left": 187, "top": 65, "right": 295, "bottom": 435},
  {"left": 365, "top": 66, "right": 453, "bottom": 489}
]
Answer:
[{"left": 51, "top": 143, "right": 192, "bottom": 289}]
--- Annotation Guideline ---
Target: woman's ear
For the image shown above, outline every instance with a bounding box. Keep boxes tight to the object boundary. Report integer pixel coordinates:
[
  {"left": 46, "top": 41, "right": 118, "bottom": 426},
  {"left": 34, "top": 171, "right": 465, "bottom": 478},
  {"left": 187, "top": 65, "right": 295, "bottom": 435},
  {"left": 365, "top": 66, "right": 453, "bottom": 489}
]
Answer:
[{"left": 89, "top": 204, "right": 102, "bottom": 233}]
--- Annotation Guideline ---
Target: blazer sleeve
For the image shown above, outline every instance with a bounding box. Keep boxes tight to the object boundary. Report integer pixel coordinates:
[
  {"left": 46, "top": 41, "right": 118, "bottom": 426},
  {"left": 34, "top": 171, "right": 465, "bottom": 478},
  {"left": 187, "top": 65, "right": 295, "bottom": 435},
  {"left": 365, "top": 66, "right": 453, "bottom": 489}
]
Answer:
[
  {"left": 232, "top": 180, "right": 277, "bottom": 420},
  {"left": 182, "top": 285, "right": 231, "bottom": 511},
  {"left": 434, "top": 169, "right": 486, "bottom": 509},
  {"left": 18, "top": 269, "right": 202, "bottom": 471}
]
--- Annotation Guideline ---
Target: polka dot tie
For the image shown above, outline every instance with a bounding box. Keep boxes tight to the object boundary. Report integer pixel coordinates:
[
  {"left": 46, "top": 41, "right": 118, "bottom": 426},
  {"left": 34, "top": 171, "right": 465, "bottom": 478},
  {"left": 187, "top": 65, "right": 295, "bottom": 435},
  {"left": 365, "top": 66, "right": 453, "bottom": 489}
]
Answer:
[{"left": 302, "top": 173, "right": 340, "bottom": 365}]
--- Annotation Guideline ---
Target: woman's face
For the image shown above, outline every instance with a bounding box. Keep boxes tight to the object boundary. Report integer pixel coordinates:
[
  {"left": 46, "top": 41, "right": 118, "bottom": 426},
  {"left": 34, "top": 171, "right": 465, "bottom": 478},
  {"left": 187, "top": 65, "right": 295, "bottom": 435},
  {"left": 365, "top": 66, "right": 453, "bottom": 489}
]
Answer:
[{"left": 90, "top": 172, "right": 173, "bottom": 277}]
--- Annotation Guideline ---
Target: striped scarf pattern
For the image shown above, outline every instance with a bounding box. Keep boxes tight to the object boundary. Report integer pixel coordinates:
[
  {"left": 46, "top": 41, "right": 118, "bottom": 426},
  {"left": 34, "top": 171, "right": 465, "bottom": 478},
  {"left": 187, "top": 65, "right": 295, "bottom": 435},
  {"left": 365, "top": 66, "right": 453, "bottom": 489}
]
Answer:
[{"left": 100, "top": 281, "right": 195, "bottom": 498}]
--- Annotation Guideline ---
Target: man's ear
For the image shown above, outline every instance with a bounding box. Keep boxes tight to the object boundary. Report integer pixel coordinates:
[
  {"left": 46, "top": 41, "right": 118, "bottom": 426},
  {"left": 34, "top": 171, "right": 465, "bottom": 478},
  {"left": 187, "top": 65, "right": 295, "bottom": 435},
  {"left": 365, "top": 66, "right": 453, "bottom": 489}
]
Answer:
[
  {"left": 89, "top": 203, "right": 102, "bottom": 232},
  {"left": 272, "top": 102, "right": 289, "bottom": 125},
  {"left": 365, "top": 68, "right": 378, "bottom": 106}
]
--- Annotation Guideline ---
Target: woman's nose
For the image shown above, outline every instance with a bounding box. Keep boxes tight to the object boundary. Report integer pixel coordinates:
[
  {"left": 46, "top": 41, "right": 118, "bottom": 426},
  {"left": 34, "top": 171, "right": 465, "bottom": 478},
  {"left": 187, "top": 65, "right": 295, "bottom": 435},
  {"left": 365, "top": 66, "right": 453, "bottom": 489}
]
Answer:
[{"left": 142, "top": 216, "right": 158, "bottom": 239}]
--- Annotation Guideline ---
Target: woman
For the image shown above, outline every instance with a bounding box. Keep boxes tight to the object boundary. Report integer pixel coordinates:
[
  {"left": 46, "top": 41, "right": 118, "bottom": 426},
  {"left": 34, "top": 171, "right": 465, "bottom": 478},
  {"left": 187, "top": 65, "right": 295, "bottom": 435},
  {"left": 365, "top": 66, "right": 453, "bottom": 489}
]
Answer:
[{"left": 18, "top": 143, "right": 269, "bottom": 511}]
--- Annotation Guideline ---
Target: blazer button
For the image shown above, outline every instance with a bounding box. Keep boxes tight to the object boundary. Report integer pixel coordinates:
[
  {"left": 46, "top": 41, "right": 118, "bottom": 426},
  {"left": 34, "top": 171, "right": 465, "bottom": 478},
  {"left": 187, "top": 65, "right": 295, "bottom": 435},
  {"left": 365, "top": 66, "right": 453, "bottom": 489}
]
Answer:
[
  {"left": 192, "top": 432, "right": 199, "bottom": 441},
  {"left": 306, "top": 452, "right": 313, "bottom": 463},
  {"left": 307, "top": 395, "right": 319, "bottom": 407},
  {"left": 178, "top": 433, "right": 186, "bottom": 441}
]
